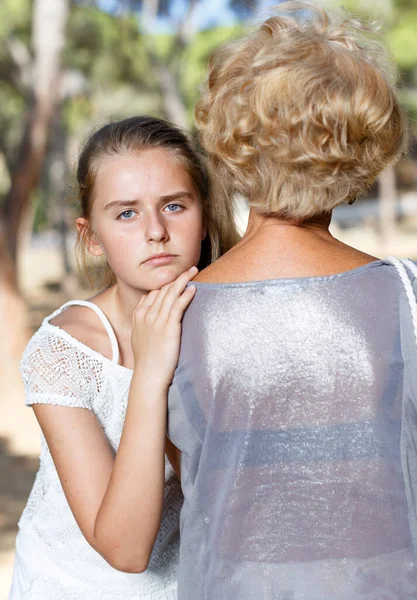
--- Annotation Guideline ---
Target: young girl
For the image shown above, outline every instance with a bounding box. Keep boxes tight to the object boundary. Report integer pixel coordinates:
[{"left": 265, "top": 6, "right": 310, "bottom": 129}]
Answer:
[{"left": 9, "top": 116, "right": 239, "bottom": 600}]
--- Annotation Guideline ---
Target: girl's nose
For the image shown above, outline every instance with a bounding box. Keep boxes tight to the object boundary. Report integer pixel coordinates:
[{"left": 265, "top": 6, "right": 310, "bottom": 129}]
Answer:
[{"left": 145, "top": 212, "right": 169, "bottom": 244}]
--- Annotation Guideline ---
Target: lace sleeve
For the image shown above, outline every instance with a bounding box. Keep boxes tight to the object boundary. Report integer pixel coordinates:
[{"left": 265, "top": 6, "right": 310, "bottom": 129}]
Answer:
[{"left": 21, "top": 328, "right": 102, "bottom": 410}]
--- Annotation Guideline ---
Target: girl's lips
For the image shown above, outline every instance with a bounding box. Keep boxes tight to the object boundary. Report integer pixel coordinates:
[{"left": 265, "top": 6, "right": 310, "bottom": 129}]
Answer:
[{"left": 143, "top": 254, "right": 177, "bottom": 267}]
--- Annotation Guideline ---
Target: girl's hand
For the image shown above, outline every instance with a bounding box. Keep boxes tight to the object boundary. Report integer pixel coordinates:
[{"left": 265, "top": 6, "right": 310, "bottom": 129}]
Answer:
[{"left": 131, "top": 266, "right": 198, "bottom": 389}]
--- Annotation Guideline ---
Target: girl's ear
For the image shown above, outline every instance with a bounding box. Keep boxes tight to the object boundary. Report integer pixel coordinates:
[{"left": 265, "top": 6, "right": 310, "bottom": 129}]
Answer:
[{"left": 76, "top": 218, "right": 104, "bottom": 257}]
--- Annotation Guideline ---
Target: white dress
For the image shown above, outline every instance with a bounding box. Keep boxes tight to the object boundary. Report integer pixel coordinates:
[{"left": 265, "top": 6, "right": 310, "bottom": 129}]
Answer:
[{"left": 9, "top": 300, "right": 182, "bottom": 600}]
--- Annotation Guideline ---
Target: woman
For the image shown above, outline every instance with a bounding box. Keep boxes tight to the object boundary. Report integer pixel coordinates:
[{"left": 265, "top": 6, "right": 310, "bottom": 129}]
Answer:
[
  {"left": 167, "top": 3, "right": 417, "bottom": 599},
  {"left": 9, "top": 116, "right": 238, "bottom": 599}
]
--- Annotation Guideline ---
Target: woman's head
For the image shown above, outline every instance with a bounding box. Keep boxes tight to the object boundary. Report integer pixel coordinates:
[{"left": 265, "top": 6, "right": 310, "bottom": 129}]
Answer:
[
  {"left": 195, "top": 1, "right": 408, "bottom": 221},
  {"left": 76, "top": 116, "right": 238, "bottom": 289}
]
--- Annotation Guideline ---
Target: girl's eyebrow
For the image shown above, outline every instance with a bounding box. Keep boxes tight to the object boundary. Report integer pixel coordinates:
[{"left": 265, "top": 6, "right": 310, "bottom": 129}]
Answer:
[
  {"left": 160, "top": 191, "right": 194, "bottom": 202},
  {"left": 104, "top": 191, "right": 194, "bottom": 211},
  {"left": 104, "top": 199, "right": 139, "bottom": 210}
]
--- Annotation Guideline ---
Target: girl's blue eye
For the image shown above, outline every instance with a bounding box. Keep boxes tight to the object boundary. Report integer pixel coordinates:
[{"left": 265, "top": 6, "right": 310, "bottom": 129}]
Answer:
[
  {"left": 118, "top": 210, "right": 135, "bottom": 220},
  {"left": 164, "top": 203, "right": 183, "bottom": 213}
]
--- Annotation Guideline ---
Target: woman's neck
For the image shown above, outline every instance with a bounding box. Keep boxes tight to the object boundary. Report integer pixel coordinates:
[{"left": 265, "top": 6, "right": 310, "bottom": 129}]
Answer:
[
  {"left": 242, "top": 209, "right": 333, "bottom": 242},
  {"left": 195, "top": 207, "right": 376, "bottom": 284}
]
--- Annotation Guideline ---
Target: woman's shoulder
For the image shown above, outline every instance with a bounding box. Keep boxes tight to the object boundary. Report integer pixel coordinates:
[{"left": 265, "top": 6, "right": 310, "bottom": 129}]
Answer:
[
  {"left": 194, "top": 250, "right": 414, "bottom": 287},
  {"left": 194, "top": 250, "right": 241, "bottom": 284}
]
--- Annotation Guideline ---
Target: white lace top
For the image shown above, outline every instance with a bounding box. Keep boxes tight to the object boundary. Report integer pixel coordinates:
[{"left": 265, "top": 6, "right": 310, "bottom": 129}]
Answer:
[{"left": 10, "top": 301, "right": 182, "bottom": 600}]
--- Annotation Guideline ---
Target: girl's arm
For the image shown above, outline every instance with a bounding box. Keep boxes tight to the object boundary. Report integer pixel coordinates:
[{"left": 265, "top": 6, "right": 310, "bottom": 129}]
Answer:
[{"left": 33, "top": 268, "right": 197, "bottom": 573}]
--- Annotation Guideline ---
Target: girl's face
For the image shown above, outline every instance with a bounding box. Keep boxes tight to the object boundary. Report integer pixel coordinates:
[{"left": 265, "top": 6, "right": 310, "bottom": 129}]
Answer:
[{"left": 78, "top": 149, "right": 205, "bottom": 292}]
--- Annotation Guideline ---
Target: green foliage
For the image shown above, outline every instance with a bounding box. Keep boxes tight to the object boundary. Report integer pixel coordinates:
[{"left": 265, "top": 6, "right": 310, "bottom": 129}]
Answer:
[
  {"left": 387, "top": 12, "right": 417, "bottom": 71},
  {"left": 0, "top": 153, "right": 11, "bottom": 197},
  {"left": 0, "top": 81, "right": 25, "bottom": 152},
  {"left": 64, "top": 96, "right": 93, "bottom": 135},
  {"left": 62, "top": 5, "right": 160, "bottom": 140},
  {"left": 0, "top": 0, "right": 30, "bottom": 200},
  {"left": 319, "top": 0, "right": 393, "bottom": 20},
  {"left": 398, "top": 88, "right": 417, "bottom": 125},
  {"left": 65, "top": 7, "right": 152, "bottom": 89},
  {"left": 392, "top": 0, "right": 417, "bottom": 10},
  {"left": 0, "top": 0, "right": 31, "bottom": 43},
  {"left": 181, "top": 25, "right": 245, "bottom": 114},
  {"left": 147, "top": 25, "right": 246, "bottom": 125},
  {"left": 32, "top": 189, "right": 46, "bottom": 233},
  {"left": 149, "top": 33, "right": 176, "bottom": 63}
]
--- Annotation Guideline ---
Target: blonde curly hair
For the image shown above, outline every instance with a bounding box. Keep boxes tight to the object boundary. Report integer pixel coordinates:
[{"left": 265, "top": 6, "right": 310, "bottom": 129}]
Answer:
[{"left": 195, "top": 1, "right": 408, "bottom": 220}]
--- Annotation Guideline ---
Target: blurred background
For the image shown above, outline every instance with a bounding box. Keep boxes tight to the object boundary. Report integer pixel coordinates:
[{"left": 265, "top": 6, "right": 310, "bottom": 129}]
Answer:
[{"left": 0, "top": 0, "right": 416, "bottom": 595}]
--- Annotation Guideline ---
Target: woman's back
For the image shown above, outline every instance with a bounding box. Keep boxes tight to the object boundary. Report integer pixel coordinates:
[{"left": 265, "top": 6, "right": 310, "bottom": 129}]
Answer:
[
  {"left": 168, "top": 259, "right": 417, "bottom": 599},
  {"left": 172, "top": 0, "right": 415, "bottom": 594}
]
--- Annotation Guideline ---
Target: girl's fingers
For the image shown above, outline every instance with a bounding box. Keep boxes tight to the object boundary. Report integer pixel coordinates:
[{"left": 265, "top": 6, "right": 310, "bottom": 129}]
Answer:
[
  {"left": 159, "top": 267, "right": 198, "bottom": 321},
  {"left": 168, "top": 285, "right": 197, "bottom": 323},
  {"left": 136, "top": 291, "right": 151, "bottom": 310},
  {"left": 134, "top": 266, "right": 198, "bottom": 324},
  {"left": 143, "top": 284, "right": 170, "bottom": 319},
  {"left": 133, "top": 290, "right": 159, "bottom": 323},
  {"left": 139, "top": 290, "right": 159, "bottom": 309}
]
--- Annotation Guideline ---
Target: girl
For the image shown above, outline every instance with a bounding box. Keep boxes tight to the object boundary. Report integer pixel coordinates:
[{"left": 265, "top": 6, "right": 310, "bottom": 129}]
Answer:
[{"left": 9, "top": 116, "right": 239, "bottom": 600}]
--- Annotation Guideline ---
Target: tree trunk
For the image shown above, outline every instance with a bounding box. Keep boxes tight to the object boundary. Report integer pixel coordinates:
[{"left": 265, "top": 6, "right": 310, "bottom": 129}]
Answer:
[
  {"left": 49, "top": 105, "right": 78, "bottom": 296},
  {"left": 0, "top": 0, "right": 69, "bottom": 436},
  {"left": 2, "top": 0, "right": 70, "bottom": 264},
  {"left": 156, "top": 64, "right": 189, "bottom": 128},
  {"left": 0, "top": 232, "right": 30, "bottom": 429},
  {"left": 142, "top": 0, "right": 190, "bottom": 129}
]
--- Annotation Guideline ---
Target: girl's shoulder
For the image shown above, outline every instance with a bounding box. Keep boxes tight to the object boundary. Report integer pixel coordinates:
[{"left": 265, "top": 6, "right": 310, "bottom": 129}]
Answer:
[
  {"left": 21, "top": 301, "right": 116, "bottom": 409},
  {"left": 50, "top": 303, "right": 113, "bottom": 362}
]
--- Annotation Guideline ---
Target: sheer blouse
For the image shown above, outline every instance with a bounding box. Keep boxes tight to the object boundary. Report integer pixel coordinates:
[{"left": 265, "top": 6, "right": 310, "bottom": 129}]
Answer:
[{"left": 168, "top": 259, "right": 417, "bottom": 600}]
